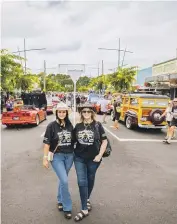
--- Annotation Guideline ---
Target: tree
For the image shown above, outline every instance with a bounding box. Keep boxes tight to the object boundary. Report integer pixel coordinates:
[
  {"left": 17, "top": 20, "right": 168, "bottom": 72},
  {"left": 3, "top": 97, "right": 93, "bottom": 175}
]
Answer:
[
  {"left": 107, "top": 67, "right": 136, "bottom": 92},
  {"left": 0, "top": 49, "right": 24, "bottom": 91},
  {"left": 76, "top": 76, "right": 91, "bottom": 90}
]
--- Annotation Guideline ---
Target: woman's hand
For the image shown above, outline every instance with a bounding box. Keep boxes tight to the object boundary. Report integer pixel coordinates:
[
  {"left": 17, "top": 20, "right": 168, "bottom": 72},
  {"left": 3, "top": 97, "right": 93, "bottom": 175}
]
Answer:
[
  {"left": 43, "top": 157, "right": 49, "bottom": 169},
  {"left": 93, "top": 154, "right": 102, "bottom": 163}
]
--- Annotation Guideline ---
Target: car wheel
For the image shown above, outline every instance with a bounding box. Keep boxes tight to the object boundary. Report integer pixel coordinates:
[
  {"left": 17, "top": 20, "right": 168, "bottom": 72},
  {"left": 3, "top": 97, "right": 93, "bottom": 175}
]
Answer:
[
  {"left": 126, "top": 116, "right": 133, "bottom": 129},
  {"left": 35, "top": 114, "right": 40, "bottom": 126}
]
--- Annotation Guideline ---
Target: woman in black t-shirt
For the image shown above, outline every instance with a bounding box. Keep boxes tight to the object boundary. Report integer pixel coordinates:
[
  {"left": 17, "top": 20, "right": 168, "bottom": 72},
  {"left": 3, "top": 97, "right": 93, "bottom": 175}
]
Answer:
[
  {"left": 73, "top": 104, "right": 108, "bottom": 222},
  {"left": 43, "top": 102, "right": 74, "bottom": 219}
]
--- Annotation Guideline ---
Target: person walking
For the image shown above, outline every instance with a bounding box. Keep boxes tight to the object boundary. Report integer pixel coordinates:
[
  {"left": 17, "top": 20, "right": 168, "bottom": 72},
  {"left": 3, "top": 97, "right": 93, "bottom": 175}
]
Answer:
[
  {"left": 160, "top": 100, "right": 173, "bottom": 140},
  {"left": 100, "top": 95, "right": 109, "bottom": 124},
  {"left": 43, "top": 102, "right": 74, "bottom": 219},
  {"left": 73, "top": 104, "right": 108, "bottom": 221},
  {"left": 112, "top": 98, "right": 121, "bottom": 129},
  {"left": 163, "top": 98, "right": 177, "bottom": 144}
]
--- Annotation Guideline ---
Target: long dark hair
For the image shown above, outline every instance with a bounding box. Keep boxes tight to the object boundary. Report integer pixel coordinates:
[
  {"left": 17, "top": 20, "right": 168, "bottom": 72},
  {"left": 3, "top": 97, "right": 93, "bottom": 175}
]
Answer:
[{"left": 55, "top": 110, "right": 72, "bottom": 127}]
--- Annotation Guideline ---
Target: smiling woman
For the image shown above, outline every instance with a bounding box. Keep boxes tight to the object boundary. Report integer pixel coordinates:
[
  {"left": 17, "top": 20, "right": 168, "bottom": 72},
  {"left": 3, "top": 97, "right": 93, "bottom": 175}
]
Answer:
[
  {"left": 73, "top": 104, "right": 108, "bottom": 221},
  {"left": 43, "top": 102, "right": 74, "bottom": 219}
]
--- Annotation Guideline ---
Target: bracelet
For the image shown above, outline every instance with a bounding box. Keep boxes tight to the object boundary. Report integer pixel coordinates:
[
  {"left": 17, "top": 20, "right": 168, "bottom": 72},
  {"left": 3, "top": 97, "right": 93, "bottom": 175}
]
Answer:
[{"left": 43, "top": 155, "right": 48, "bottom": 159}]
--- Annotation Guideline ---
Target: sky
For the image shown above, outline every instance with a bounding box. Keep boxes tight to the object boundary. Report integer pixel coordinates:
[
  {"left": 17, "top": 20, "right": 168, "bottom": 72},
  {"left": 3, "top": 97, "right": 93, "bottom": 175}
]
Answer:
[{"left": 1, "top": 0, "right": 177, "bottom": 77}]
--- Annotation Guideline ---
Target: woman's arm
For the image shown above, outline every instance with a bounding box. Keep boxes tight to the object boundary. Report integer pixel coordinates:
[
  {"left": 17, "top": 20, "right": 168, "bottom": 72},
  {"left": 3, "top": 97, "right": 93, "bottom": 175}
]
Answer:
[
  {"left": 161, "top": 109, "right": 167, "bottom": 118},
  {"left": 43, "top": 123, "right": 53, "bottom": 168},
  {"left": 43, "top": 144, "right": 50, "bottom": 157},
  {"left": 43, "top": 144, "right": 50, "bottom": 168},
  {"left": 98, "top": 139, "right": 108, "bottom": 157}
]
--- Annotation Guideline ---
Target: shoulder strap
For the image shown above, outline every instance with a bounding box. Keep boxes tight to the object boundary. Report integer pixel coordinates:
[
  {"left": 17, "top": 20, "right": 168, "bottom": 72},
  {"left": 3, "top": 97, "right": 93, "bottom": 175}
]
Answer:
[{"left": 95, "top": 122, "right": 101, "bottom": 140}]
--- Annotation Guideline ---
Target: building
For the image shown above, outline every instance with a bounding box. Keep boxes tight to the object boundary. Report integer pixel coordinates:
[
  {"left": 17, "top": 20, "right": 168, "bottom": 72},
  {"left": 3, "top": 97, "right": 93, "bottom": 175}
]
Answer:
[
  {"left": 145, "top": 58, "right": 177, "bottom": 99},
  {"left": 137, "top": 67, "right": 152, "bottom": 86}
]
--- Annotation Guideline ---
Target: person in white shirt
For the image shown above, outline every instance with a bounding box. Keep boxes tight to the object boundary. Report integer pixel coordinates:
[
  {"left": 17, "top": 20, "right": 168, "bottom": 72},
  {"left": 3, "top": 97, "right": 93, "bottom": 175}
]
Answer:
[
  {"left": 100, "top": 95, "right": 109, "bottom": 124},
  {"left": 160, "top": 101, "right": 173, "bottom": 140}
]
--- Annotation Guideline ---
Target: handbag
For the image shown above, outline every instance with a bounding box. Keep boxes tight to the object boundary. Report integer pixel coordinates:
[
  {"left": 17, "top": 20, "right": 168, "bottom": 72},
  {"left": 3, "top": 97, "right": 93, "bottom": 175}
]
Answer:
[
  {"left": 47, "top": 143, "right": 59, "bottom": 162},
  {"left": 95, "top": 122, "right": 112, "bottom": 157}
]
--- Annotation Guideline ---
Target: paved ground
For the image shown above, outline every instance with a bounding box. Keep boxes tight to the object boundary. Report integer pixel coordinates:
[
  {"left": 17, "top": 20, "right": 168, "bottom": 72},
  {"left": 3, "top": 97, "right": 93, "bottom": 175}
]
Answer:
[{"left": 1, "top": 113, "right": 177, "bottom": 224}]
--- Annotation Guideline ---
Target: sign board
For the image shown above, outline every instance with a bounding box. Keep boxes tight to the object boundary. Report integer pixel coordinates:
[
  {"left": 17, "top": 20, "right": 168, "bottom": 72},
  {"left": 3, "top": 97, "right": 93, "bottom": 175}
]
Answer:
[
  {"left": 152, "top": 58, "right": 177, "bottom": 76},
  {"left": 67, "top": 69, "right": 84, "bottom": 83}
]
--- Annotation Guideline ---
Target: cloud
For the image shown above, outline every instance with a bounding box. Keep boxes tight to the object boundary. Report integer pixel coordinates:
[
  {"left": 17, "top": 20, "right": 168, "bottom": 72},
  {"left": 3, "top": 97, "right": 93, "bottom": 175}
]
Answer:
[
  {"left": 1, "top": 1, "right": 177, "bottom": 76},
  {"left": 45, "top": 41, "right": 82, "bottom": 53}
]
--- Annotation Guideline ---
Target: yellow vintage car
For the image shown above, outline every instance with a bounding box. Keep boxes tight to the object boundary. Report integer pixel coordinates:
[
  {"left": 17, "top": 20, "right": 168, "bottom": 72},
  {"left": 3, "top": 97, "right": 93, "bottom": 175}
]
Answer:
[{"left": 119, "top": 93, "right": 169, "bottom": 129}]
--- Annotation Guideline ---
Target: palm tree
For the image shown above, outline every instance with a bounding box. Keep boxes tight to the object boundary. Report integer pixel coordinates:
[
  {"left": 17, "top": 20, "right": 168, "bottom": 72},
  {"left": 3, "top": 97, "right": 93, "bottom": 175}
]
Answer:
[{"left": 108, "top": 67, "right": 136, "bottom": 92}]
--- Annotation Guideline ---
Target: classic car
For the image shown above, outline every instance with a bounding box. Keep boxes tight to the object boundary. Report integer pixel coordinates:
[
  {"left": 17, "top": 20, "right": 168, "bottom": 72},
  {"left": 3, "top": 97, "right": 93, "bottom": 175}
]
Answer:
[
  {"left": 118, "top": 93, "right": 169, "bottom": 129},
  {"left": 1, "top": 105, "right": 47, "bottom": 127}
]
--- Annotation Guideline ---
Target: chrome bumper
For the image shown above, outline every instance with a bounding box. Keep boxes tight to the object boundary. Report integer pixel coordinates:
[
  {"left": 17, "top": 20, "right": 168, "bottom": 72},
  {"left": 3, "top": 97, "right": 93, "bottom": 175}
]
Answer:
[{"left": 138, "top": 124, "right": 167, "bottom": 129}]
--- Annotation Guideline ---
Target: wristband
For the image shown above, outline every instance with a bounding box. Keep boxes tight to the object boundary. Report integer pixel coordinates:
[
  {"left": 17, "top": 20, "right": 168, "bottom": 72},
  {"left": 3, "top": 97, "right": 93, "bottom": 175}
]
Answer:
[{"left": 43, "top": 155, "right": 48, "bottom": 159}]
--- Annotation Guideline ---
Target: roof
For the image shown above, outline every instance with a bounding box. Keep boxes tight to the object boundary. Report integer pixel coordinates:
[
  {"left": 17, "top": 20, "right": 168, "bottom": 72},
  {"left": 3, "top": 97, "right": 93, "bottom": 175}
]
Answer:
[
  {"left": 153, "top": 58, "right": 177, "bottom": 67},
  {"left": 123, "top": 94, "right": 169, "bottom": 99}
]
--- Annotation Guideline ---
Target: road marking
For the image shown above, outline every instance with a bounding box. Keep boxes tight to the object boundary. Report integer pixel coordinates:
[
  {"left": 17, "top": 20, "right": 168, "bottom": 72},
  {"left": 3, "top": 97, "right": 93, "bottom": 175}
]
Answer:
[
  {"left": 119, "top": 138, "right": 177, "bottom": 142},
  {"left": 103, "top": 125, "right": 177, "bottom": 143},
  {"left": 103, "top": 126, "right": 121, "bottom": 141}
]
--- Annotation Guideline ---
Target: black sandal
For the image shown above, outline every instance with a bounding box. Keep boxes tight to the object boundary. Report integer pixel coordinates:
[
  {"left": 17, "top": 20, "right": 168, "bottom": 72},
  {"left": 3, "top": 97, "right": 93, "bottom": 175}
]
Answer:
[
  {"left": 74, "top": 211, "right": 89, "bottom": 222},
  {"left": 64, "top": 211, "right": 72, "bottom": 219},
  {"left": 57, "top": 203, "right": 63, "bottom": 211},
  {"left": 87, "top": 200, "right": 92, "bottom": 211}
]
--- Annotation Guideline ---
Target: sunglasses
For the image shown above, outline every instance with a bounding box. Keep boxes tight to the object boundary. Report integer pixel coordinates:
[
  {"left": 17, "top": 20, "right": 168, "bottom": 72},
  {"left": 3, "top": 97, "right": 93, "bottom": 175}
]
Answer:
[{"left": 82, "top": 110, "right": 92, "bottom": 114}]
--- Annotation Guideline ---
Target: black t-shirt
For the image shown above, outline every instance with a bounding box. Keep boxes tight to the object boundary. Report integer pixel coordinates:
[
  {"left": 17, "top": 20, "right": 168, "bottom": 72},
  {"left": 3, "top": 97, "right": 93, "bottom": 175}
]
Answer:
[
  {"left": 73, "top": 121, "right": 107, "bottom": 160},
  {"left": 43, "top": 121, "right": 74, "bottom": 154},
  {"left": 114, "top": 101, "right": 121, "bottom": 113},
  {"left": 172, "top": 106, "right": 177, "bottom": 120}
]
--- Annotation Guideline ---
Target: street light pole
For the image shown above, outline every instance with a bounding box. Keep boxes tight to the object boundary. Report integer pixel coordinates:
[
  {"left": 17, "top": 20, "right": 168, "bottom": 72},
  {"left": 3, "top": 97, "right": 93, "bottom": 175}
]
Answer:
[
  {"left": 44, "top": 60, "right": 46, "bottom": 92},
  {"left": 98, "top": 39, "right": 133, "bottom": 70},
  {"left": 118, "top": 38, "right": 120, "bottom": 69},
  {"left": 24, "top": 38, "right": 27, "bottom": 75},
  {"left": 13, "top": 38, "right": 46, "bottom": 75}
]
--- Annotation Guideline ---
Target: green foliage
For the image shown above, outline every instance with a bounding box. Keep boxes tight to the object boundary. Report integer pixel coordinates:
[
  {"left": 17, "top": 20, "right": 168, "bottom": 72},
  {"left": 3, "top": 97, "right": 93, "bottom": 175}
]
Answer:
[
  {"left": 0, "top": 49, "right": 24, "bottom": 91},
  {"left": 107, "top": 67, "right": 136, "bottom": 92},
  {"left": 76, "top": 76, "right": 90, "bottom": 90}
]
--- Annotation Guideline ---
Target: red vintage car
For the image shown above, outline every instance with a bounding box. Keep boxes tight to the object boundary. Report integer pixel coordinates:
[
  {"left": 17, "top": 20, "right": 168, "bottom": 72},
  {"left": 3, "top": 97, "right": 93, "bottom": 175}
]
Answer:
[{"left": 1, "top": 105, "right": 47, "bottom": 127}]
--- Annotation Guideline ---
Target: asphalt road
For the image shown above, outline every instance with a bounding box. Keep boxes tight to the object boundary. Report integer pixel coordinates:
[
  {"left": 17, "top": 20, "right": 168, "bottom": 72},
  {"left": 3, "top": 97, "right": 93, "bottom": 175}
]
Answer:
[{"left": 1, "top": 113, "right": 177, "bottom": 224}]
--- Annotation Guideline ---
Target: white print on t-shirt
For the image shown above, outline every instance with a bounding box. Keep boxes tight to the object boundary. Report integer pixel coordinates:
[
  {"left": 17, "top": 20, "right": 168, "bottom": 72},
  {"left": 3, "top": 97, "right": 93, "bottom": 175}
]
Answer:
[
  {"left": 57, "top": 130, "right": 71, "bottom": 146},
  {"left": 78, "top": 130, "right": 94, "bottom": 145}
]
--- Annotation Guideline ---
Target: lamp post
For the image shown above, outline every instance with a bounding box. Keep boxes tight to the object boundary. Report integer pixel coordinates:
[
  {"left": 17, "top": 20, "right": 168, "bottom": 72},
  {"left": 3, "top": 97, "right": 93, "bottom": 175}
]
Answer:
[
  {"left": 98, "top": 38, "right": 133, "bottom": 70},
  {"left": 67, "top": 68, "right": 84, "bottom": 126},
  {"left": 13, "top": 38, "right": 46, "bottom": 75}
]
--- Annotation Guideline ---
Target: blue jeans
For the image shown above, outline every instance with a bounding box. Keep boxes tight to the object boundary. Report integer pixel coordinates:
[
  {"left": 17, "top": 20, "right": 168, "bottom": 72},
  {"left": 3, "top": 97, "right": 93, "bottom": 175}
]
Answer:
[
  {"left": 74, "top": 156, "right": 101, "bottom": 210},
  {"left": 51, "top": 153, "right": 74, "bottom": 211}
]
